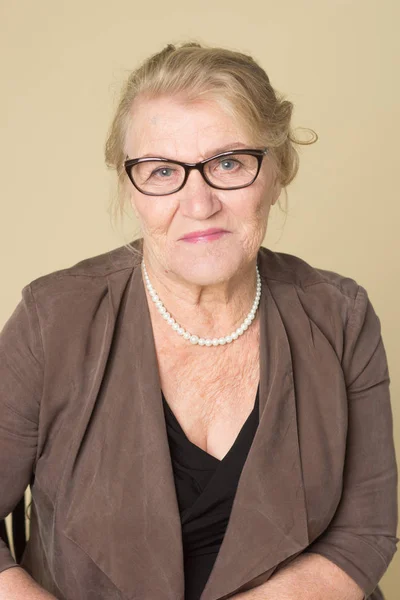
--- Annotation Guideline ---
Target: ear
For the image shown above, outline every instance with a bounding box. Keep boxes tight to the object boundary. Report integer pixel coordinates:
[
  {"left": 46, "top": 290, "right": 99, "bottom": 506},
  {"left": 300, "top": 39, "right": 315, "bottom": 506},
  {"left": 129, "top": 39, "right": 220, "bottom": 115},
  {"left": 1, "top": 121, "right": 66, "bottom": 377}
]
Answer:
[
  {"left": 128, "top": 191, "right": 140, "bottom": 220},
  {"left": 131, "top": 199, "right": 139, "bottom": 219},
  {"left": 271, "top": 176, "right": 282, "bottom": 206}
]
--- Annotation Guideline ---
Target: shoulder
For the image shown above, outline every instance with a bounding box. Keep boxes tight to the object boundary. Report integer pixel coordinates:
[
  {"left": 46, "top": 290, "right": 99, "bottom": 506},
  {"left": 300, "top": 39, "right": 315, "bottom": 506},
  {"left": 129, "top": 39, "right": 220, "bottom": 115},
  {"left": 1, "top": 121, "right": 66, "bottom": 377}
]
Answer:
[
  {"left": 256, "top": 246, "right": 369, "bottom": 338},
  {"left": 258, "top": 245, "right": 361, "bottom": 302},
  {"left": 26, "top": 239, "right": 142, "bottom": 298},
  {"left": 257, "top": 248, "right": 382, "bottom": 374}
]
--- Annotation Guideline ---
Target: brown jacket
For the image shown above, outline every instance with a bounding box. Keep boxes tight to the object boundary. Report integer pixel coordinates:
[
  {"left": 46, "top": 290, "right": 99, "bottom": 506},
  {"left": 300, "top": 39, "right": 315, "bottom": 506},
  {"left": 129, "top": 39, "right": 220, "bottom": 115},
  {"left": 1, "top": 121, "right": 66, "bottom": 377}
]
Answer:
[{"left": 0, "top": 239, "right": 398, "bottom": 600}]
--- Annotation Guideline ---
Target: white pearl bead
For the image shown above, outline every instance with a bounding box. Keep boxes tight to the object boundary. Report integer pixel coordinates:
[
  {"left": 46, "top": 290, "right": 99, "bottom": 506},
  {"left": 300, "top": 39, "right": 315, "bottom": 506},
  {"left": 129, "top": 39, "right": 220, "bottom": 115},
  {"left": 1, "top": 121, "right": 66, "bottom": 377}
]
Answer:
[
  {"left": 177, "top": 327, "right": 185, "bottom": 335},
  {"left": 190, "top": 335, "right": 199, "bottom": 344},
  {"left": 205, "top": 339, "right": 213, "bottom": 347},
  {"left": 212, "top": 338, "right": 219, "bottom": 346},
  {"left": 172, "top": 323, "right": 180, "bottom": 331},
  {"left": 218, "top": 337, "right": 226, "bottom": 345},
  {"left": 226, "top": 335, "right": 233, "bottom": 343},
  {"left": 198, "top": 338, "right": 205, "bottom": 345},
  {"left": 183, "top": 332, "right": 191, "bottom": 340}
]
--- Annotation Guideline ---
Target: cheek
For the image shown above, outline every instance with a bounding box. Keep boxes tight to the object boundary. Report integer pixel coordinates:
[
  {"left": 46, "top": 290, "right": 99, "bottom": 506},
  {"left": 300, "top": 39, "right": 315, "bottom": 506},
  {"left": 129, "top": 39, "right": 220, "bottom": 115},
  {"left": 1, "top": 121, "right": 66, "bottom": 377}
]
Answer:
[
  {"left": 234, "top": 189, "right": 271, "bottom": 253},
  {"left": 236, "top": 189, "right": 270, "bottom": 224},
  {"left": 131, "top": 194, "right": 177, "bottom": 234}
]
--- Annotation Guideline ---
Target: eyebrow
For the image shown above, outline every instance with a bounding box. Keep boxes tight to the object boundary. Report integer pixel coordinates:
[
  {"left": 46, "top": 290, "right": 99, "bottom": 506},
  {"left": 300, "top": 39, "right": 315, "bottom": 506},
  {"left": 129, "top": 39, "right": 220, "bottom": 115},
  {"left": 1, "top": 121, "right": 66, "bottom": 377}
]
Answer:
[{"left": 138, "top": 141, "right": 252, "bottom": 160}]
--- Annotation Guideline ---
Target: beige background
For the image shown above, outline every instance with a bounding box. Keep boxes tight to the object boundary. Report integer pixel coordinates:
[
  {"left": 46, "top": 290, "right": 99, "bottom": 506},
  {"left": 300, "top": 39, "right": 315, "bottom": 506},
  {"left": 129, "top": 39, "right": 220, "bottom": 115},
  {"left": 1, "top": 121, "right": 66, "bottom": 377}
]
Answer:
[{"left": 1, "top": 0, "right": 399, "bottom": 597}]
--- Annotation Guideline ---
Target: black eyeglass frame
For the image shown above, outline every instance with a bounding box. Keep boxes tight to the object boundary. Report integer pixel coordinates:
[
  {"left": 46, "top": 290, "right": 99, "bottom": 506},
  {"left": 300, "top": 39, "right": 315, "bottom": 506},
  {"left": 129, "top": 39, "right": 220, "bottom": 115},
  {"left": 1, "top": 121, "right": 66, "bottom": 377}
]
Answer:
[{"left": 124, "top": 147, "right": 269, "bottom": 196}]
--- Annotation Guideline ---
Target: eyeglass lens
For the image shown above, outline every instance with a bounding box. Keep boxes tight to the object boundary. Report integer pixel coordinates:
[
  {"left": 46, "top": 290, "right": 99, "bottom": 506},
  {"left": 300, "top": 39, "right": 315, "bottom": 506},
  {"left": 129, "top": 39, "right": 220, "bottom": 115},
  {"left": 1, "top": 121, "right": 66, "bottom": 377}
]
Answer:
[{"left": 128, "top": 153, "right": 259, "bottom": 194}]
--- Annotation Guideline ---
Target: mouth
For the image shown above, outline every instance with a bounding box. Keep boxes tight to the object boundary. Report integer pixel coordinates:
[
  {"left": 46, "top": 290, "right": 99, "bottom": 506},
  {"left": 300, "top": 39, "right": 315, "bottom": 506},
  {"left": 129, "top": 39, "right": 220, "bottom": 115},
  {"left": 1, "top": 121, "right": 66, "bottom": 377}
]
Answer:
[{"left": 180, "top": 230, "right": 229, "bottom": 243}]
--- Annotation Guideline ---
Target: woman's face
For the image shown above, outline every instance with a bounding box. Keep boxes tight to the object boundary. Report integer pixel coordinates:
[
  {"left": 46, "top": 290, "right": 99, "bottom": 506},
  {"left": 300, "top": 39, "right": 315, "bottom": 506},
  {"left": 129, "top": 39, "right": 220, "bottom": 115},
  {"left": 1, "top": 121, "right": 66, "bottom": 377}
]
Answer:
[{"left": 124, "top": 95, "right": 281, "bottom": 287}]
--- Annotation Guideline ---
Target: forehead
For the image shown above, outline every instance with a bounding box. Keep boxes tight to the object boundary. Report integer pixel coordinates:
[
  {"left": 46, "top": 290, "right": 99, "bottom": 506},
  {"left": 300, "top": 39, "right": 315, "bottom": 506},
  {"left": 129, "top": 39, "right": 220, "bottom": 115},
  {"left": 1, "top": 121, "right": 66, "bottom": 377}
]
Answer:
[{"left": 125, "top": 95, "right": 253, "bottom": 160}]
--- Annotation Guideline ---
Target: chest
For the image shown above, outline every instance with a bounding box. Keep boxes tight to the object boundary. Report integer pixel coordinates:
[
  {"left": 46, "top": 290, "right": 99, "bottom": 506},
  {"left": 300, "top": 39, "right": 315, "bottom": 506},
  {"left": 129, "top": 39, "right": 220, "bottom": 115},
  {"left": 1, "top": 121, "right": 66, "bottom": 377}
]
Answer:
[{"left": 152, "top": 324, "right": 260, "bottom": 461}]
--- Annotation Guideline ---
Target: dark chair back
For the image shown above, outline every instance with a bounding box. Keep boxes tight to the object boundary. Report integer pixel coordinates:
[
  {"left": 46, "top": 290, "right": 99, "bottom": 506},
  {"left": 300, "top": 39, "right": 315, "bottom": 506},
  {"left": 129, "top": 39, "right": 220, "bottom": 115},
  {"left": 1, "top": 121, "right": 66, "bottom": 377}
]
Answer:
[{"left": 0, "top": 496, "right": 27, "bottom": 564}]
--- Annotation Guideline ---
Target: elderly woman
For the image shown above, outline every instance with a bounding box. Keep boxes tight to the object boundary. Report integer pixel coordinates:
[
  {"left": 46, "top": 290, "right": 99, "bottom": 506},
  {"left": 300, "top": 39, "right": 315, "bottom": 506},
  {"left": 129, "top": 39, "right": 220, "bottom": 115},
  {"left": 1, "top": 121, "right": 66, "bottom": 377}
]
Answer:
[{"left": 0, "top": 42, "right": 398, "bottom": 600}]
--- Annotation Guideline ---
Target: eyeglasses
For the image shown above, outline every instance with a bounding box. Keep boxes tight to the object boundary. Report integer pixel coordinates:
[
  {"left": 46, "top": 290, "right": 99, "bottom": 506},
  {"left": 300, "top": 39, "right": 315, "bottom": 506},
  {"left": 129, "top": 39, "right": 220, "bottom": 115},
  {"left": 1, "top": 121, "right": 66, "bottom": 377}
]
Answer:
[{"left": 124, "top": 148, "right": 269, "bottom": 196}]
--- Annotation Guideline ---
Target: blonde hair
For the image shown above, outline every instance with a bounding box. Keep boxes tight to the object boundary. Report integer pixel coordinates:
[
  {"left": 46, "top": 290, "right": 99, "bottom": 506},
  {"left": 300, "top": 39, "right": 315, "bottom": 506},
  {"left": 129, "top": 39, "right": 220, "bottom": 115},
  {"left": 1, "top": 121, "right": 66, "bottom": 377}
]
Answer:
[{"left": 104, "top": 41, "right": 317, "bottom": 255}]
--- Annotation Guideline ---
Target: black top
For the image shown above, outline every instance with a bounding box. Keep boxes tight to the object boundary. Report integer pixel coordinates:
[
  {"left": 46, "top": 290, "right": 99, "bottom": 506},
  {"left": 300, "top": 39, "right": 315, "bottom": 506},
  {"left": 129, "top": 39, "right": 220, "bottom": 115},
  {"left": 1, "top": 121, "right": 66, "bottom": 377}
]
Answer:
[{"left": 161, "top": 384, "right": 260, "bottom": 600}]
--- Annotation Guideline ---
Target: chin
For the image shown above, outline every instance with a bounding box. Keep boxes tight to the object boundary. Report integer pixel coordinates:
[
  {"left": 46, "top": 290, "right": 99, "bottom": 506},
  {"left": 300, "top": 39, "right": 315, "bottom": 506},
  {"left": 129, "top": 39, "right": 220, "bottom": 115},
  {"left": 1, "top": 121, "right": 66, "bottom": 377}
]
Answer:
[{"left": 175, "top": 257, "right": 238, "bottom": 286}]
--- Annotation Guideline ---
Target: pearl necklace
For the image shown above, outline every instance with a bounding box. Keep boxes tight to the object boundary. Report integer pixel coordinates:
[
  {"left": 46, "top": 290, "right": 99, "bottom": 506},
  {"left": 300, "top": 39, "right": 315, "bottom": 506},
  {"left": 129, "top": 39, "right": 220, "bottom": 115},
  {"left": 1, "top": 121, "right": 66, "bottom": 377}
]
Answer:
[{"left": 142, "top": 259, "right": 261, "bottom": 347}]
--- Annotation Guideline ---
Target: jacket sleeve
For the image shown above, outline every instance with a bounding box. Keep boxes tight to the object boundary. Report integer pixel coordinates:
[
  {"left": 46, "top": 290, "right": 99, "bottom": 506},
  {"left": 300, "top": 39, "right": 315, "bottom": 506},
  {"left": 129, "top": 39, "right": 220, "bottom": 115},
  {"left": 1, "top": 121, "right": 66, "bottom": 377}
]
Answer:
[
  {"left": 303, "top": 284, "right": 399, "bottom": 599},
  {"left": 0, "top": 284, "right": 43, "bottom": 574}
]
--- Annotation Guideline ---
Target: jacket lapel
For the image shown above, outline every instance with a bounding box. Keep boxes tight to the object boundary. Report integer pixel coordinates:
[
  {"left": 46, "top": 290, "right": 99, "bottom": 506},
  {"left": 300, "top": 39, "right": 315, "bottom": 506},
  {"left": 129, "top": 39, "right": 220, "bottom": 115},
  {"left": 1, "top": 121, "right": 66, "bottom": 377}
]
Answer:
[
  {"left": 59, "top": 262, "right": 185, "bottom": 599},
  {"left": 58, "top": 247, "right": 309, "bottom": 600},
  {"left": 200, "top": 266, "right": 310, "bottom": 600}
]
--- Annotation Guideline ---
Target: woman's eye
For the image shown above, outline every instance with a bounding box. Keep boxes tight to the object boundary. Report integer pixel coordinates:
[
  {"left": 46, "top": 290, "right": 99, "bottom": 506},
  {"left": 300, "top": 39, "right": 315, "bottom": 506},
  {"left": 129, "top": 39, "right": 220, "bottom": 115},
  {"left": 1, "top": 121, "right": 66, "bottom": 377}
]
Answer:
[
  {"left": 218, "top": 159, "right": 241, "bottom": 170},
  {"left": 152, "top": 167, "right": 174, "bottom": 178}
]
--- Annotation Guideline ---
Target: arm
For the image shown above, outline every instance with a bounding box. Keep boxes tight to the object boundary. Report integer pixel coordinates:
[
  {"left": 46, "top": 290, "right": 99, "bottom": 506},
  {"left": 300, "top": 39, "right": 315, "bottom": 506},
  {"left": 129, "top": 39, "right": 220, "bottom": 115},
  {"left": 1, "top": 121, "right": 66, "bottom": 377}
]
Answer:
[
  {"left": 0, "top": 567, "right": 57, "bottom": 600},
  {"left": 235, "top": 284, "right": 399, "bottom": 600},
  {"left": 0, "top": 285, "right": 55, "bottom": 598},
  {"left": 232, "top": 553, "right": 364, "bottom": 599}
]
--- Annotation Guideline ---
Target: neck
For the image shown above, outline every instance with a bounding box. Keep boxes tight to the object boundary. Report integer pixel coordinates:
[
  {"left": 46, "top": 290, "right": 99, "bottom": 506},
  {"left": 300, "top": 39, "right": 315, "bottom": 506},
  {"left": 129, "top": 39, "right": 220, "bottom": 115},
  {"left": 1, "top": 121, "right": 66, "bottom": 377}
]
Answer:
[{"left": 141, "top": 247, "right": 260, "bottom": 339}]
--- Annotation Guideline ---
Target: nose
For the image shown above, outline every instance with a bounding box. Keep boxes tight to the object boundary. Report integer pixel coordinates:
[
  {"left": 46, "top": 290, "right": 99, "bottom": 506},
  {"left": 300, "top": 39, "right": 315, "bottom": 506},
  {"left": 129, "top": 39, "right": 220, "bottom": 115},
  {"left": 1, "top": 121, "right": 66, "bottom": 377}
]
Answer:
[{"left": 178, "top": 168, "right": 221, "bottom": 220}]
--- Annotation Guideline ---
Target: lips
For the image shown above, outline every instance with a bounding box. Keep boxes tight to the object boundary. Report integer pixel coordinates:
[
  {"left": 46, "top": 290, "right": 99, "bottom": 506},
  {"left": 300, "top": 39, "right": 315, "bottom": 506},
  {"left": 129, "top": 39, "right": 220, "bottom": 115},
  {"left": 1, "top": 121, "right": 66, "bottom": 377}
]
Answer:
[{"left": 181, "top": 228, "right": 227, "bottom": 240}]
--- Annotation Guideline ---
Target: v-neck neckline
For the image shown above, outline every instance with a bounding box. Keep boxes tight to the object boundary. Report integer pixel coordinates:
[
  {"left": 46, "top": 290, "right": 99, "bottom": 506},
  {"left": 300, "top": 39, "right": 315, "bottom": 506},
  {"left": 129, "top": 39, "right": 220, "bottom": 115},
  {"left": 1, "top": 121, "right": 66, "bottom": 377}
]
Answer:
[{"left": 161, "top": 383, "right": 260, "bottom": 464}]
